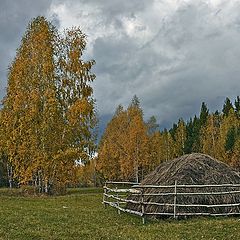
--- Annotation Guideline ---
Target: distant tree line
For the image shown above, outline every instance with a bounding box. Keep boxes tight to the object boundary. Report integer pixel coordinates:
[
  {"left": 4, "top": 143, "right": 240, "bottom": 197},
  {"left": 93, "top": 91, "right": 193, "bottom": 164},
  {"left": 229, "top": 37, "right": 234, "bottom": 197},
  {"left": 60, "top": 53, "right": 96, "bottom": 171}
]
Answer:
[{"left": 96, "top": 96, "right": 240, "bottom": 183}]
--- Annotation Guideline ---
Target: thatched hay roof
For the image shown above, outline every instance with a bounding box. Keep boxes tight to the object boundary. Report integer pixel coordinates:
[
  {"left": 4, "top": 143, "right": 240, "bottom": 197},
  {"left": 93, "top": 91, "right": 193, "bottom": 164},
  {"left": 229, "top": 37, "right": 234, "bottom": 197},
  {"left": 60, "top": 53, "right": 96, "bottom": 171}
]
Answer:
[
  {"left": 141, "top": 153, "right": 240, "bottom": 185},
  {"left": 127, "top": 153, "right": 240, "bottom": 217}
]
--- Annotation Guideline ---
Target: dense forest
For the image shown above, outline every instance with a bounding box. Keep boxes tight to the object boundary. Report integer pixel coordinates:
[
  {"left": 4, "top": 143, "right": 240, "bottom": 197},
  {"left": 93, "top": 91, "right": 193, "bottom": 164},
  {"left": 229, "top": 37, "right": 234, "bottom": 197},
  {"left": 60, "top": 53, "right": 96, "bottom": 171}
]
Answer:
[{"left": 0, "top": 16, "right": 240, "bottom": 193}]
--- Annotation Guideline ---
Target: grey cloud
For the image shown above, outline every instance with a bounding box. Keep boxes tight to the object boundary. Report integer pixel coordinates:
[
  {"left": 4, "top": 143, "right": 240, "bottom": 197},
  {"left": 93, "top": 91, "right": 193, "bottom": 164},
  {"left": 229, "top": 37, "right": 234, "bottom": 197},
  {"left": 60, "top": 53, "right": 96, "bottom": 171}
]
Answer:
[
  {"left": 86, "top": 0, "right": 240, "bottom": 127},
  {"left": 0, "top": 0, "right": 52, "bottom": 100},
  {"left": 55, "top": 0, "right": 153, "bottom": 18},
  {"left": 1, "top": 0, "right": 240, "bottom": 130}
]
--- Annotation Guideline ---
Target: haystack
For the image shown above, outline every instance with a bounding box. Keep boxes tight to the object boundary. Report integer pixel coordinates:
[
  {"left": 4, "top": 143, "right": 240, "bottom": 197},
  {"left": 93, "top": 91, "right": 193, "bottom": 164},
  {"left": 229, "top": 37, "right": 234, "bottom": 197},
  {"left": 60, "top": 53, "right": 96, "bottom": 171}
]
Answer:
[{"left": 127, "top": 153, "right": 240, "bottom": 217}]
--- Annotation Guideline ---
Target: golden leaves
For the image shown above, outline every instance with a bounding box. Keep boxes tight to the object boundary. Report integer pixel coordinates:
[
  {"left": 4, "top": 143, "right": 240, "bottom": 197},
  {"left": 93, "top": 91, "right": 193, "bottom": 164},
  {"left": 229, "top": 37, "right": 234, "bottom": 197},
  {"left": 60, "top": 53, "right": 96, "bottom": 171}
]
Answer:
[
  {"left": 1, "top": 16, "right": 96, "bottom": 192},
  {"left": 97, "top": 100, "right": 150, "bottom": 182}
]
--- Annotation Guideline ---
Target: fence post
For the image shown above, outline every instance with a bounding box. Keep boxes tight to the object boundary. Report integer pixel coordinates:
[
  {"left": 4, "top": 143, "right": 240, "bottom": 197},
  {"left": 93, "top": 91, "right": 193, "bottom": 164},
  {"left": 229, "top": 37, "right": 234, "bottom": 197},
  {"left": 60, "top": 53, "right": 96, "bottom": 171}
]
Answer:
[
  {"left": 141, "top": 188, "right": 146, "bottom": 224},
  {"left": 173, "top": 180, "right": 177, "bottom": 219},
  {"left": 103, "top": 182, "right": 107, "bottom": 208},
  {"left": 116, "top": 185, "right": 121, "bottom": 214}
]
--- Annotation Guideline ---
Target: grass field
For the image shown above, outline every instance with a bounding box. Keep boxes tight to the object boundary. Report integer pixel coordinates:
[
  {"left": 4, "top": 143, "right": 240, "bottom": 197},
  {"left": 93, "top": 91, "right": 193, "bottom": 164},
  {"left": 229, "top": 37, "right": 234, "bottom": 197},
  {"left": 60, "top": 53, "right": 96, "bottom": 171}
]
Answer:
[{"left": 0, "top": 188, "right": 240, "bottom": 240}]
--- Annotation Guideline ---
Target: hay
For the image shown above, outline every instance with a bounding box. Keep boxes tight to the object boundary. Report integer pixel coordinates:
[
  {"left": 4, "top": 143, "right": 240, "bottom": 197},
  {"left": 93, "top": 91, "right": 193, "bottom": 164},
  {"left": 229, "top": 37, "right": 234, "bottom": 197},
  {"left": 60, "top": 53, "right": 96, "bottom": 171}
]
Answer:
[{"left": 127, "top": 153, "right": 240, "bottom": 218}]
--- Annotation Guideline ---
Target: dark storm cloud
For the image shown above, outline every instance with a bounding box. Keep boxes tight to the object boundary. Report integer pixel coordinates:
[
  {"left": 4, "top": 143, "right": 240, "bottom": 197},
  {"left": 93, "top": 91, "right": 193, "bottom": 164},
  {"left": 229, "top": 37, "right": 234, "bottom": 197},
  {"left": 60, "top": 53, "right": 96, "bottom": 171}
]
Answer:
[
  {"left": 70, "top": 0, "right": 240, "bottom": 126},
  {"left": 1, "top": 0, "right": 240, "bottom": 129},
  {"left": 0, "top": 0, "right": 52, "bottom": 100}
]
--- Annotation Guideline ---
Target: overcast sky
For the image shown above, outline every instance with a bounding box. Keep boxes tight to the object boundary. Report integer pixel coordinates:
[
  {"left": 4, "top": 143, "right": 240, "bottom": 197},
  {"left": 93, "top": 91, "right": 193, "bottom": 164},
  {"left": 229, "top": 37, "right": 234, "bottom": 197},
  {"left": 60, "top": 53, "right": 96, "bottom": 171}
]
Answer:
[{"left": 1, "top": 0, "right": 240, "bottom": 129}]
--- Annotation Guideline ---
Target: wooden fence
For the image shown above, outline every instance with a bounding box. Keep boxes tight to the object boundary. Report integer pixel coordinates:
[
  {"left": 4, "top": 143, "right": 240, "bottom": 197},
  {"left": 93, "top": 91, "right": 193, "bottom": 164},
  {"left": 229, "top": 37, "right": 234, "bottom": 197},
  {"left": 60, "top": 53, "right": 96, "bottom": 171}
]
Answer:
[{"left": 103, "top": 181, "right": 240, "bottom": 224}]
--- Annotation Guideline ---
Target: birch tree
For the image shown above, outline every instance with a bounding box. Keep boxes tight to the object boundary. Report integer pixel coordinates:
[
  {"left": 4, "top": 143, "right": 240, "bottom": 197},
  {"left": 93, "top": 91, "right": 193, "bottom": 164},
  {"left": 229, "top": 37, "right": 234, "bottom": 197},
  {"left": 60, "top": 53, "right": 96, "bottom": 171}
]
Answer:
[{"left": 2, "top": 16, "right": 96, "bottom": 194}]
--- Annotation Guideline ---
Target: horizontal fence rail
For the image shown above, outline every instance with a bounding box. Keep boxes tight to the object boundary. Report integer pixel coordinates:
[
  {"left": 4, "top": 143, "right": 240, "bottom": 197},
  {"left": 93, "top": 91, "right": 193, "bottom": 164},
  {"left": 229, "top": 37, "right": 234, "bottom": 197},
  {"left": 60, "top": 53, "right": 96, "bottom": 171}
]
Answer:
[
  {"left": 103, "top": 181, "right": 240, "bottom": 224},
  {"left": 132, "top": 183, "right": 240, "bottom": 188}
]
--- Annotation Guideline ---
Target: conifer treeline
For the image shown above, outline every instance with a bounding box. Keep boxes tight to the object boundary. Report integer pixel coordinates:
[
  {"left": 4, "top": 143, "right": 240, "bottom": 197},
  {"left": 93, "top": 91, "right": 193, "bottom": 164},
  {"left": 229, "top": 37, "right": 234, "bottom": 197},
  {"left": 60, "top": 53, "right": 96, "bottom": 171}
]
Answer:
[{"left": 97, "top": 96, "right": 240, "bottom": 182}]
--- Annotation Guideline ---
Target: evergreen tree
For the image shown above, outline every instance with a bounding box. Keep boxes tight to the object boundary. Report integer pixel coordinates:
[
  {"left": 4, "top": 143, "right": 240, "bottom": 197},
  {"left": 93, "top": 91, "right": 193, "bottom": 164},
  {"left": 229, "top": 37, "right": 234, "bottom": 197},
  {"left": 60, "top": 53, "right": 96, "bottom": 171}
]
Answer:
[
  {"left": 217, "top": 109, "right": 238, "bottom": 162},
  {"left": 184, "top": 116, "right": 200, "bottom": 153},
  {"left": 234, "top": 96, "right": 240, "bottom": 118},
  {"left": 222, "top": 97, "right": 234, "bottom": 117},
  {"left": 184, "top": 118, "right": 194, "bottom": 153},
  {"left": 199, "top": 102, "right": 209, "bottom": 126},
  {"left": 130, "top": 95, "right": 141, "bottom": 110},
  {"left": 231, "top": 138, "right": 240, "bottom": 170},
  {"left": 225, "top": 127, "right": 236, "bottom": 153},
  {"left": 169, "top": 123, "right": 178, "bottom": 141}
]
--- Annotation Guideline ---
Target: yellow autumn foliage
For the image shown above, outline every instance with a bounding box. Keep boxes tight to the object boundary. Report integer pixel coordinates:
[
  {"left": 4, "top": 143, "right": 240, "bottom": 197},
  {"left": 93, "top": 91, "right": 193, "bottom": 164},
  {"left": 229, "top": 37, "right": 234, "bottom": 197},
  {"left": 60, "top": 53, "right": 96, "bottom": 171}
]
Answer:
[{"left": 1, "top": 16, "right": 96, "bottom": 193}]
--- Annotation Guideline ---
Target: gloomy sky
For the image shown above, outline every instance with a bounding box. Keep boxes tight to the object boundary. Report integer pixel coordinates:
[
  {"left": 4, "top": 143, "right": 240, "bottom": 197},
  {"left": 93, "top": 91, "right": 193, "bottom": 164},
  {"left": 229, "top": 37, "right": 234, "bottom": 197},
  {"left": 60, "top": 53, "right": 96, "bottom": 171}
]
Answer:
[{"left": 1, "top": 0, "right": 240, "bottom": 129}]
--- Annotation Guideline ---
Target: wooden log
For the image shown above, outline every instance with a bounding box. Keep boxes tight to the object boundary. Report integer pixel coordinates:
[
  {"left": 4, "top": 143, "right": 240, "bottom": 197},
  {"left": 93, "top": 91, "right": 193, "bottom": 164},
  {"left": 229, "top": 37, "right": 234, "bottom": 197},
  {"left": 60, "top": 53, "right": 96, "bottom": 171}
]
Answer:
[
  {"left": 175, "top": 202, "right": 240, "bottom": 208},
  {"left": 133, "top": 183, "right": 240, "bottom": 189},
  {"left": 176, "top": 190, "right": 240, "bottom": 196},
  {"left": 104, "top": 193, "right": 141, "bottom": 204},
  {"left": 141, "top": 188, "right": 146, "bottom": 224},
  {"left": 142, "top": 202, "right": 174, "bottom": 207},
  {"left": 173, "top": 180, "right": 177, "bottom": 219},
  {"left": 105, "top": 201, "right": 143, "bottom": 216},
  {"left": 103, "top": 182, "right": 107, "bottom": 208},
  {"left": 116, "top": 186, "right": 120, "bottom": 215},
  {"left": 104, "top": 186, "right": 141, "bottom": 194},
  {"left": 176, "top": 212, "right": 240, "bottom": 216},
  {"left": 106, "top": 181, "right": 139, "bottom": 185},
  {"left": 131, "top": 190, "right": 240, "bottom": 197},
  {"left": 144, "top": 212, "right": 174, "bottom": 216}
]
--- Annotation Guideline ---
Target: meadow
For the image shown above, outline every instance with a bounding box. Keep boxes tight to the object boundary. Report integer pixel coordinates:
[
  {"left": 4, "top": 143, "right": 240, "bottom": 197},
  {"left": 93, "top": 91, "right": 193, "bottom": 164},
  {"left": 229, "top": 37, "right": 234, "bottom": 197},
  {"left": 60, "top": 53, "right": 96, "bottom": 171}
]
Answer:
[{"left": 0, "top": 188, "right": 239, "bottom": 240}]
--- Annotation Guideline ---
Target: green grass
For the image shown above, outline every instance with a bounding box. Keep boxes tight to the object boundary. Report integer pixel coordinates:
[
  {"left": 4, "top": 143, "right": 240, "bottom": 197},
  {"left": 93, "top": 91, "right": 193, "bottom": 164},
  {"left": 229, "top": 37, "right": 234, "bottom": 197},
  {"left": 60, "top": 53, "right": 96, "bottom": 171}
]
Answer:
[{"left": 0, "top": 188, "right": 240, "bottom": 239}]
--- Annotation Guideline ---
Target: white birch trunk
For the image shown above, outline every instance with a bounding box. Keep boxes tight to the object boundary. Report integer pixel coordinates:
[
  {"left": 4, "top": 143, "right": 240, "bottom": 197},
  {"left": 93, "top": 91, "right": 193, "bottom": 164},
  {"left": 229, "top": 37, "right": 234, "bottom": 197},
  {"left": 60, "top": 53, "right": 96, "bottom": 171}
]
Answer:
[{"left": 7, "top": 164, "right": 13, "bottom": 188}]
